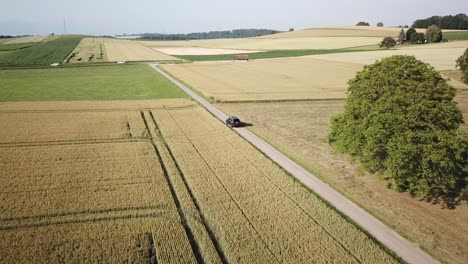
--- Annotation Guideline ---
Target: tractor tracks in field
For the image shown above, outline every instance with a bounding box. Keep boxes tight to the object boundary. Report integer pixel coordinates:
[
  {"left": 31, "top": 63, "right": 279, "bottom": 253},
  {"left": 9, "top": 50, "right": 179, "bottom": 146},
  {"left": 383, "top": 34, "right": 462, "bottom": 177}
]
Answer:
[{"left": 140, "top": 110, "right": 225, "bottom": 264}]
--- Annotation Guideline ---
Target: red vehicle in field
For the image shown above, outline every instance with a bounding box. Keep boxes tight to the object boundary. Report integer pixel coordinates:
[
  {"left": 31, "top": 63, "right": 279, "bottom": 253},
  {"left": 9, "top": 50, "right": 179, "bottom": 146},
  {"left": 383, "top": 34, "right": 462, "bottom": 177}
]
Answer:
[{"left": 225, "top": 116, "right": 241, "bottom": 127}]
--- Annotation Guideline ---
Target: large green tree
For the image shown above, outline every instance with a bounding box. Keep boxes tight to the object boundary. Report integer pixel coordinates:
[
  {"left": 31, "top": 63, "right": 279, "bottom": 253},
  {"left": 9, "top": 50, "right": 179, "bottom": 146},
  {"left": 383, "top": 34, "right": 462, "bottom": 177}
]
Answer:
[
  {"left": 328, "top": 56, "right": 468, "bottom": 202},
  {"left": 456, "top": 48, "right": 468, "bottom": 84}
]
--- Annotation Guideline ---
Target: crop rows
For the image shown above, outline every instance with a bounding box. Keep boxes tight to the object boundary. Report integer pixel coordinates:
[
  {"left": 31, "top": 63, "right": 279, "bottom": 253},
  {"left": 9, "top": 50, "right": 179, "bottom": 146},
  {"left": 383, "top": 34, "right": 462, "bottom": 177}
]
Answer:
[
  {"left": 0, "top": 110, "right": 198, "bottom": 263},
  {"left": 152, "top": 106, "right": 398, "bottom": 263},
  {"left": 0, "top": 111, "right": 146, "bottom": 143}
]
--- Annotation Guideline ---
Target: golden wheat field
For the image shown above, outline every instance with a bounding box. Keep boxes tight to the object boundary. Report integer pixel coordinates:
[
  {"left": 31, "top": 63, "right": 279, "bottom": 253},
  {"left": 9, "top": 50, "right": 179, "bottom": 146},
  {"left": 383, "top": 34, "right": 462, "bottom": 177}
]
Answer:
[
  {"left": 0, "top": 99, "right": 397, "bottom": 263},
  {"left": 67, "top": 38, "right": 107, "bottom": 63},
  {"left": 152, "top": 106, "right": 397, "bottom": 263},
  {"left": 160, "top": 57, "right": 364, "bottom": 101},
  {"left": 103, "top": 38, "right": 178, "bottom": 62}
]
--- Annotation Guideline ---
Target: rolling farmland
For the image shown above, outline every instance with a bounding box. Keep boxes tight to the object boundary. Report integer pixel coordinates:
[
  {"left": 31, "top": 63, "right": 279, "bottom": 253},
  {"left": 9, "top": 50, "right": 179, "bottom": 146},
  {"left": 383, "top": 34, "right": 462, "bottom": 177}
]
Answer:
[
  {"left": 160, "top": 57, "right": 364, "bottom": 101},
  {"left": 0, "top": 35, "right": 83, "bottom": 65},
  {"left": 103, "top": 38, "right": 178, "bottom": 62},
  {"left": 1, "top": 35, "right": 49, "bottom": 44},
  {"left": 0, "top": 99, "right": 399, "bottom": 263},
  {"left": 66, "top": 38, "right": 107, "bottom": 63},
  {"left": 310, "top": 44, "right": 468, "bottom": 70},
  {"left": 139, "top": 36, "right": 383, "bottom": 50}
]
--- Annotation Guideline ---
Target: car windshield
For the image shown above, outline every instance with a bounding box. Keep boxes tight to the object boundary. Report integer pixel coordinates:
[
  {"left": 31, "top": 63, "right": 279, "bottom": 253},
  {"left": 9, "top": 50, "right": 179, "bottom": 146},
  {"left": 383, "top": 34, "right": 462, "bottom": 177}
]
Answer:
[{"left": 233, "top": 118, "right": 240, "bottom": 122}]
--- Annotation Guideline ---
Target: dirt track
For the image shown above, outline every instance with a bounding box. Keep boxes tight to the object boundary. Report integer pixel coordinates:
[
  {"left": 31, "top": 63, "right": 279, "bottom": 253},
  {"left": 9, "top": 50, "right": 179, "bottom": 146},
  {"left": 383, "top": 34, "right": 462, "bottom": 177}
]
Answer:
[{"left": 150, "top": 63, "right": 439, "bottom": 264}]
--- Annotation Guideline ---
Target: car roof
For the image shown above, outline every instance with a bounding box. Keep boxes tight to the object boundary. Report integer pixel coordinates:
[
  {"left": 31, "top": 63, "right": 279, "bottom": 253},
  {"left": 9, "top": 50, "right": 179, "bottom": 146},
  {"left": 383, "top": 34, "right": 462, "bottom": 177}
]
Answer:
[{"left": 230, "top": 116, "right": 239, "bottom": 119}]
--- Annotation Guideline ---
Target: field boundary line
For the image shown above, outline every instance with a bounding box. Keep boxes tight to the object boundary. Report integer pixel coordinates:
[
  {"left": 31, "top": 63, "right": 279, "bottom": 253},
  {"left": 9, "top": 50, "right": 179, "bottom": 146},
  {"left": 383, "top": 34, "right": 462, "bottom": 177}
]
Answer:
[
  {"left": 150, "top": 63, "right": 440, "bottom": 264},
  {"left": 0, "top": 138, "right": 146, "bottom": 148},
  {"left": 0, "top": 105, "right": 196, "bottom": 113},
  {"left": 140, "top": 111, "right": 204, "bottom": 263},
  {"left": 215, "top": 98, "right": 346, "bottom": 104}
]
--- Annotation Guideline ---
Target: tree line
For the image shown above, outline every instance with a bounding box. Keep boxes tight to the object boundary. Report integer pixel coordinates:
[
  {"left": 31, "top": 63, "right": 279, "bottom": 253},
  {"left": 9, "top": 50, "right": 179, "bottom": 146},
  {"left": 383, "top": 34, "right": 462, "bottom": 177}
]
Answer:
[
  {"left": 137, "top": 29, "right": 282, "bottom": 40},
  {"left": 412, "top": 13, "right": 468, "bottom": 29}
]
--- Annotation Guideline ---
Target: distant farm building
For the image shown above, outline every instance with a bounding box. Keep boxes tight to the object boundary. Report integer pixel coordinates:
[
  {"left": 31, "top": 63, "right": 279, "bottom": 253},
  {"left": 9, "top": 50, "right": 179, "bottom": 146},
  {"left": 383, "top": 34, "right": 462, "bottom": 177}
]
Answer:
[{"left": 234, "top": 55, "right": 250, "bottom": 62}]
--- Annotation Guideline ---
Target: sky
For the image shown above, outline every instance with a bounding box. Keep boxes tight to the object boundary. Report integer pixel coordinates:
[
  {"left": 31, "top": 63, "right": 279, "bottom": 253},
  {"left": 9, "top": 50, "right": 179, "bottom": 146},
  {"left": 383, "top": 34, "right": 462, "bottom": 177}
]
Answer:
[{"left": 1, "top": 0, "right": 467, "bottom": 36}]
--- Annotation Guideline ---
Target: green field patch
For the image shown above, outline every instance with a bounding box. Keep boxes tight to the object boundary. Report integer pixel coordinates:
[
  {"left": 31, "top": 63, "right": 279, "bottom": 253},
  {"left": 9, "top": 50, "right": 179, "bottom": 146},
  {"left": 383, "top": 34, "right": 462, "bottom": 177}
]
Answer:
[
  {"left": 0, "top": 64, "right": 187, "bottom": 101},
  {"left": 444, "top": 31, "right": 468, "bottom": 41},
  {"left": 176, "top": 49, "right": 377, "bottom": 61},
  {"left": 0, "top": 42, "right": 39, "bottom": 51},
  {"left": 0, "top": 35, "right": 84, "bottom": 65}
]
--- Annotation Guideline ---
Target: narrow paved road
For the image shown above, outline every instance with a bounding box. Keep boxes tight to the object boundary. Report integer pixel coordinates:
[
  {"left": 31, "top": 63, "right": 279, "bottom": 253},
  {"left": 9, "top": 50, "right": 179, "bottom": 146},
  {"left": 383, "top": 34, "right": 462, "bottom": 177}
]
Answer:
[{"left": 150, "top": 63, "right": 439, "bottom": 264}]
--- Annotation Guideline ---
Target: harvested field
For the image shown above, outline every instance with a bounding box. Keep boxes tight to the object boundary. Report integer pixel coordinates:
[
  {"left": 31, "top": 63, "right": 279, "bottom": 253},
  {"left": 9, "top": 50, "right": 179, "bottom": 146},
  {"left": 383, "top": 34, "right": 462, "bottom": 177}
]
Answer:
[
  {"left": 400, "top": 40, "right": 468, "bottom": 49},
  {"left": 2, "top": 35, "right": 48, "bottom": 44},
  {"left": 218, "top": 95, "right": 468, "bottom": 264},
  {"left": 151, "top": 106, "right": 398, "bottom": 263},
  {"left": 311, "top": 47, "right": 466, "bottom": 70},
  {"left": 161, "top": 57, "right": 364, "bottom": 101},
  {"left": 139, "top": 37, "right": 382, "bottom": 50},
  {"left": 153, "top": 47, "right": 263, "bottom": 55},
  {"left": 67, "top": 38, "right": 107, "bottom": 63},
  {"left": 255, "top": 26, "right": 424, "bottom": 39},
  {"left": 103, "top": 39, "right": 178, "bottom": 62}
]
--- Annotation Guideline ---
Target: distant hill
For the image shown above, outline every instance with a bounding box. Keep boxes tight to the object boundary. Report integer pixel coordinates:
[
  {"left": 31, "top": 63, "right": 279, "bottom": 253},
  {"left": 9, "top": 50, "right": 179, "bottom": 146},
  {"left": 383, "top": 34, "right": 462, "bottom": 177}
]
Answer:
[
  {"left": 412, "top": 13, "right": 468, "bottom": 29},
  {"left": 131, "top": 29, "right": 283, "bottom": 40}
]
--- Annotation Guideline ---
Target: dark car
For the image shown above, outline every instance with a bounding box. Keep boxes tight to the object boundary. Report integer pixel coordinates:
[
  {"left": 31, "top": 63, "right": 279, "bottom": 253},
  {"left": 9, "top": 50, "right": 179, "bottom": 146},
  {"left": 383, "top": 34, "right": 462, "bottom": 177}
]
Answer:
[{"left": 226, "top": 116, "right": 241, "bottom": 127}]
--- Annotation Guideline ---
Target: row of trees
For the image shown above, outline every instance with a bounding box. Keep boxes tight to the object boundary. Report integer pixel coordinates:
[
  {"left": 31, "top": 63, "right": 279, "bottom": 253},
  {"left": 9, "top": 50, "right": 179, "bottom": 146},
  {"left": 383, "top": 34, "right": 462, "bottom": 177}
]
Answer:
[
  {"left": 412, "top": 13, "right": 468, "bottom": 30},
  {"left": 138, "top": 29, "right": 282, "bottom": 40},
  {"left": 356, "top": 21, "right": 384, "bottom": 27},
  {"left": 328, "top": 55, "right": 468, "bottom": 205}
]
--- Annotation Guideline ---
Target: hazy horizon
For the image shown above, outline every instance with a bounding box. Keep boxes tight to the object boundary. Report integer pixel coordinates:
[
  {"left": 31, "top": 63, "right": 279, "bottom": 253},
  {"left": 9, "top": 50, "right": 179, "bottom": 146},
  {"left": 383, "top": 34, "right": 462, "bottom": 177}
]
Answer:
[{"left": 1, "top": 0, "right": 467, "bottom": 36}]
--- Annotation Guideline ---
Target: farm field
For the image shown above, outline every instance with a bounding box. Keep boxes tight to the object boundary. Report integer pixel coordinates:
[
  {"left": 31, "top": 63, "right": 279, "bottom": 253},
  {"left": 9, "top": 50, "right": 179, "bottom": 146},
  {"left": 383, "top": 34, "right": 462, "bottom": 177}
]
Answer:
[
  {"left": 66, "top": 38, "right": 107, "bottom": 63},
  {"left": 0, "top": 64, "right": 187, "bottom": 101},
  {"left": 0, "top": 35, "right": 83, "bottom": 65},
  {"left": 0, "top": 98, "right": 398, "bottom": 263},
  {"left": 1, "top": 35, "right": 48, "bottom": 44},
  {"left": 153, "top": 46, "right": 263, "bottom": 55},
  {"left": 160, "top": 57, "right": 364, "bottom": 102},
  {"left": 139, "top": 36, "right": 383, "bottom": 50},
  {"left": 310, "top": 45, "right": 468, "bottom": 70},
  {"left": 218, "top": 91, "right": 468, "bottom": 264},
  {"left": 0, "top": 102, "right": 200, "bottom": 263},
  {"left": 103, "top": 38, "right": 178, "bottom": 62}
]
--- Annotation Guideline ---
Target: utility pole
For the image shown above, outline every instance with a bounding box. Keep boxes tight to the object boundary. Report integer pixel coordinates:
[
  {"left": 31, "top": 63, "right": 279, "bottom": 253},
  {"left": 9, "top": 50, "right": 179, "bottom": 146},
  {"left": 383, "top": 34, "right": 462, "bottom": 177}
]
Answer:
[{"left": 63, "top": 18, "right": 67, "bottom": 35}]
